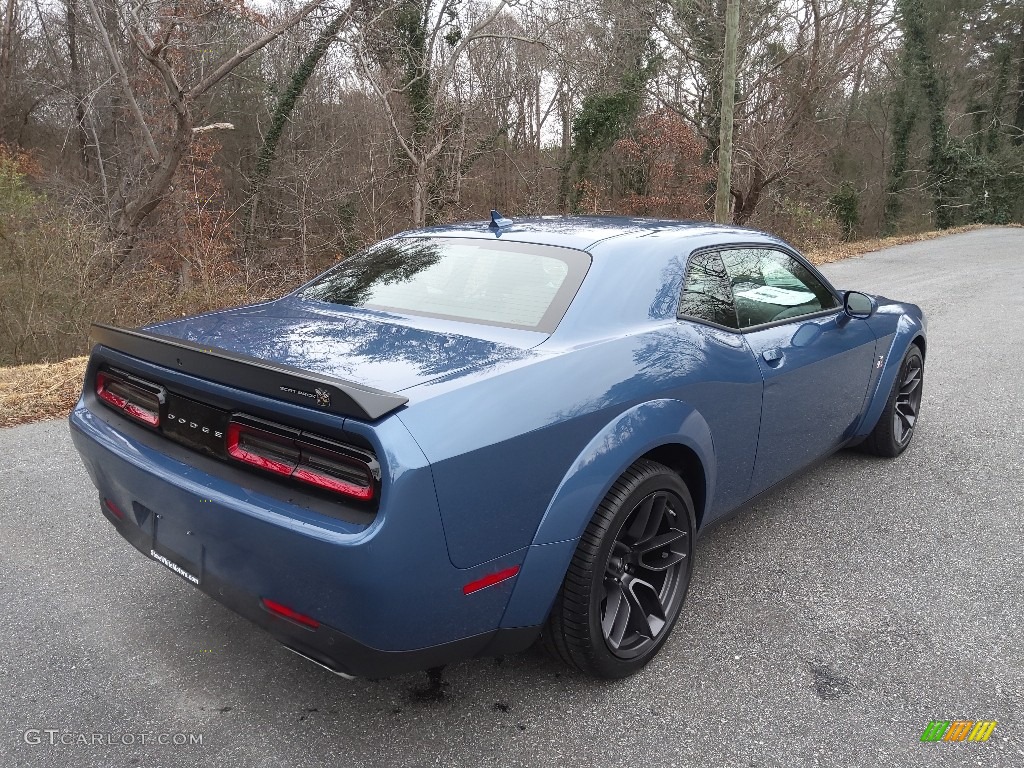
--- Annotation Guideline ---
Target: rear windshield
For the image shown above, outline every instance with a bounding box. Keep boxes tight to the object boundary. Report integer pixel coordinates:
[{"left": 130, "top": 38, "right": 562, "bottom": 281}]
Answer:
[{"left": 298, "top": 237, "right": 591, "bottom": 333}]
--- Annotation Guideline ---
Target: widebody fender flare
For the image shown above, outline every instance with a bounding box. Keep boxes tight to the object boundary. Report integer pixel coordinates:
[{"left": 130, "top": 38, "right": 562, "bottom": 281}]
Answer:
[
  {"left": 855, "top": 313, "right": 926, "bottom": 439},
  {"left": 499, "top": 399, "right": 715, "bottom": 629}
]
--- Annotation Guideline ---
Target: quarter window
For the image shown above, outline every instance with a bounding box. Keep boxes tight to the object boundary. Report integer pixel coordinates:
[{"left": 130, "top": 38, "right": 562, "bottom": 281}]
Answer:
[
  {"left": 719, "top": 248, "right": 838, "bottom": 328},
  {"left": 678, "top": 252, "right": 738, "bottom": 329}
]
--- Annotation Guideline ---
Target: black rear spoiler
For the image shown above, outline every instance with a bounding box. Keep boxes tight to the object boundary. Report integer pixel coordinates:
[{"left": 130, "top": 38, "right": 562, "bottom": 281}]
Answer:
[{"left": 89, "top": 323, "right": 409, "bottom": 421}]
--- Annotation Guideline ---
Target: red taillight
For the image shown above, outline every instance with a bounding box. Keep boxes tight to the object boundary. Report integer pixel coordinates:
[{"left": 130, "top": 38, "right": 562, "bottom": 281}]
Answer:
[
  {"left": 96, "top": 370, "right": 162, "bottom": 427},
  {"left": 292, "top": 451, "right": 375, "bottom": 501},
  {"left": 226, "top": 422, "right": 298, "bottom": 476},
  {"left": 226, "top": 418, "right": 376, "bottom": 501},
  {"left": 261, "top": 598, "right": 320, "bottom": 629},
  {"left": 463, "top": 565, "right": 521, "bottom": 595}
]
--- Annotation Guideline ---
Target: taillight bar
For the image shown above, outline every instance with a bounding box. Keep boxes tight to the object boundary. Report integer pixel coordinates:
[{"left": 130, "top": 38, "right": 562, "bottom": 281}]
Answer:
[
  {"left": 226, "top": 416, "right": 378, "bottom": 502},
  {"left": 92, "top": 367, "right": 378, "bottom": 504},
  {"left": 95, "top": 369, "right": 163, "bottom": 427}
]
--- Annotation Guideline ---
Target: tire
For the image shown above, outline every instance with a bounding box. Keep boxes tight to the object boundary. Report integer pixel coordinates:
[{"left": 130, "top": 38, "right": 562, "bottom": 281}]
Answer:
[
  {"left": 862, "top": 345, "right": 924, "bottom": 457},
  {"left": 544, "top": 459, "right": 695, "bottom": 679}
]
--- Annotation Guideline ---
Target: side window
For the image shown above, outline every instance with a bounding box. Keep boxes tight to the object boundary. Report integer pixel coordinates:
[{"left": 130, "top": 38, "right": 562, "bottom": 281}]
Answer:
[
  {"left": 677, "top": 252, "right": 738, "bottom": 329},
  {"left": 720, "top": 248, "right": 838, "bottom": 328}
]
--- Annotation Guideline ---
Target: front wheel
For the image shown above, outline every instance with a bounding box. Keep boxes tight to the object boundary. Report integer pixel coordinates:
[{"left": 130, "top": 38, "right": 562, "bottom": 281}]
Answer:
[
  {"left": 862, "top": 345, "right": 924, "bottom": 457},
  {"left": 544, "top": 459, "right": 695, "bottom": 678}
]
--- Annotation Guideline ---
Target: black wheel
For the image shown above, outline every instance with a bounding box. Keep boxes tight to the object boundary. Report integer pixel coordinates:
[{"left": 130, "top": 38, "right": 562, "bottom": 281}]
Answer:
[
  {"left": 544, "top": 459, "right": 694, "bottom": 678},
  {"left": 862, "top": 345, "right": 924, "bottom": 457}
]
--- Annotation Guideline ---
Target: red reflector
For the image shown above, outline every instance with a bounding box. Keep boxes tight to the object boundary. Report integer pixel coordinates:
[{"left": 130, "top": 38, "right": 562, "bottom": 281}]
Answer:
[
  {"left": 261, "top": 598, "right": 320, "bottom": 629},
  {"left": 463, "top": 565, "right": 521, "bottom": 595},
  {"left": 102, "top": 498, "right": 125, "bottom": 520}
]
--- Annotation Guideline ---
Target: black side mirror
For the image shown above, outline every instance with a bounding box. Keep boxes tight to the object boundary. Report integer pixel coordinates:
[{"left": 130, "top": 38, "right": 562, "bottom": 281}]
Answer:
[{"left": 843, "top": 290, "right": 875, "bottom": 319}]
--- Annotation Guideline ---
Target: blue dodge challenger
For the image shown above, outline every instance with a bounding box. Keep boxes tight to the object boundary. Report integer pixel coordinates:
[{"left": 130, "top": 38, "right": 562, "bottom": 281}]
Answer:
[{"left": 69, "top": 216, "right": 926, "bottom": 679}]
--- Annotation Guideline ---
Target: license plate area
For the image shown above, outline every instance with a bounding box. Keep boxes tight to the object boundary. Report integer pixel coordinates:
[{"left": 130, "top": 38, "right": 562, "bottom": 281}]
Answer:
[
  {"left": 162, "top": 393, "right": 230, "bottom": 458},
  {"left": 152, "top": 514, "right": 204, "bottom": 586},
  {"left": 150, "top": 546, "right": 202, "bottom": 586}
]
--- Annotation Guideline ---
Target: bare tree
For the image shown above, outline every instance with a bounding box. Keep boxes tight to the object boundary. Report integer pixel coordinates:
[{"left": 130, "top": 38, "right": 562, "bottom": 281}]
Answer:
[
  {"left": 351, "top": 0, "right": 518, "bottom": 227},
  {"left": 81, "top": 0, "right": 330, "bottom": 255},
  {"left": 662, "top": 0, "right": 892, "bottom": 224}
]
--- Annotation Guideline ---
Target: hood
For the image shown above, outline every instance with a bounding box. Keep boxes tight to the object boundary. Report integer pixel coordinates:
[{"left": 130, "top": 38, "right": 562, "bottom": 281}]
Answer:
[{"left": 145, "top": 298, "right": 536, "bottom": 393}]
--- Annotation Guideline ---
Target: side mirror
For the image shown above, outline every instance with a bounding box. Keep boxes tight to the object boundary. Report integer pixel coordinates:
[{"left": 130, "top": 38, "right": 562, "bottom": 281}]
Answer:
[{"left": 843, "top": 290, "right": 875, "bottom": 319}]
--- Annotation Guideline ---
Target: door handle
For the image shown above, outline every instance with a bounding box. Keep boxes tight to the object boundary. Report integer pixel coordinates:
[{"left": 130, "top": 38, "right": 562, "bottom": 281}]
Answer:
[{"left": 762, "top": 348, "right": 784, "bottom": 365}]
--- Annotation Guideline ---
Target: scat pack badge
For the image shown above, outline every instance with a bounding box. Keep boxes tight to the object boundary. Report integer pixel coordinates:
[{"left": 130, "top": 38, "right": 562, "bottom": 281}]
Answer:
[{"left": 278, "top": 384, "right": 331, "bottom": 408}]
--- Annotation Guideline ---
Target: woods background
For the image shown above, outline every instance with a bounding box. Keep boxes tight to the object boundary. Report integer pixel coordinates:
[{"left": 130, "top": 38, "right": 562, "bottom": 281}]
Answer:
[{"left": 1, "top": 0, "right": 1022, "bottom": 365}]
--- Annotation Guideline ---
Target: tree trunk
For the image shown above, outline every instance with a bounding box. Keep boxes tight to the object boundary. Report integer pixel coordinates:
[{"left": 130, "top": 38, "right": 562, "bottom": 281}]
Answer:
[
  {"left": 732, "top": 165, "right": 764, "bottom": 225},
  {"left": 1014, "top": 18, "right": 1024, "bottom": 146},
  {"left": 898, "top": 0, "right": 951, "bottom": 228},
  {"left": 558, "top": 87, "right": 572, "bottom": 213},
  {"left": 0, "top": 0, "right": 17, "bottom": 136},
  {"left": 845, "top": 0, "right": 876, "bottom": 135},
  {"left": 66, "top": 0, "right": 91, "bottom": 176},
  {"left": 715, "top": 0, "right": 740, "bottom": 223},
  {"left": 0, "top": 0, "right": 14, "bottom": 79},
  {"left": 115, "top": 109, "right": 194, "bottom": 257},
  {"left": 86, "top": 0, "right": 160, "bottom": 162},
  {"left": 412, "top": 158, "right": 427, "bottom": 227},
  {"left": 883, "top": 48, "right": 917, "bottom": 234},
  {"left": 244, "top": 12, "right": 346, "bottom": 253}
]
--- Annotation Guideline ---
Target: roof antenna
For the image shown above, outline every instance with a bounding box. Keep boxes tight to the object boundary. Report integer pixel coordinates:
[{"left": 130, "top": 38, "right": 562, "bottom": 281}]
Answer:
[{"left": 489, "top": 209, "right": 512, "bottom": 229}]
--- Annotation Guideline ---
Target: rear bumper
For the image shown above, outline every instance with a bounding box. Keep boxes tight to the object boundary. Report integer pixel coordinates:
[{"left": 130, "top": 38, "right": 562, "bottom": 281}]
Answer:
[
  {"left": 69, "top": 395, "right": 538, "bottom": 678},
  {"left": 95, "top": 497, "right": 536, "bottom": 678}
]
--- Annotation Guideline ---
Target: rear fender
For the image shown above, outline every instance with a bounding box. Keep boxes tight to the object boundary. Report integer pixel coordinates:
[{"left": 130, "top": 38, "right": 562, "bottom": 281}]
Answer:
[{"left": 500, "top": 399, "right": 713, "bottom": 628}]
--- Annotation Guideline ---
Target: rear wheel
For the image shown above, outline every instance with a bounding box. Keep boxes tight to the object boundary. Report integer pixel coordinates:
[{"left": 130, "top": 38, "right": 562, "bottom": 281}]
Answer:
[
  {"left": 862, "top": 345, "right": 924, "bottom": 457},
  {"left": 544, "top": 459, "right": 694, "bottom": 678}
]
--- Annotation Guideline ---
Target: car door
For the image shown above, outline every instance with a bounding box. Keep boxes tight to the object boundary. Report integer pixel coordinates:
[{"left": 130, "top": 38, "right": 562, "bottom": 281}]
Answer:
[
  {"left": 718, "top": 247, "right": 878, "bottom": 495},
  {"left": 676, "top": 250, "right": 764, "bottom": 519}
]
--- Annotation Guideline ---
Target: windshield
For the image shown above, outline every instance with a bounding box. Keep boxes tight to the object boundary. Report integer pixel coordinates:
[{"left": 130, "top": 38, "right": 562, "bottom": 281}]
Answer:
[{"left": 298, "top": 237, "right": 591, "bottom": 333}]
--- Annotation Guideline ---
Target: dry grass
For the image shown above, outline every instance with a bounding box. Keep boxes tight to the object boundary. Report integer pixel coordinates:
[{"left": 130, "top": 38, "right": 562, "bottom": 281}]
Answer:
[
  {"left": 2, "top": 224, "right": 1021, "bottom": 428},
  {"left": 0, "top": 356, "right": 88, "bottom": 428},
  {"left": 803, "top": 223, "right": 1006, "bottom": 264}
]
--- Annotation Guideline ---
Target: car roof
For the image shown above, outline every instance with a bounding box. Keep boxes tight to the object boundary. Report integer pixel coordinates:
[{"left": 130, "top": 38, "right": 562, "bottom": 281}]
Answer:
[{"left": 396, "top": 215, "right": 776, "bottom": 252}]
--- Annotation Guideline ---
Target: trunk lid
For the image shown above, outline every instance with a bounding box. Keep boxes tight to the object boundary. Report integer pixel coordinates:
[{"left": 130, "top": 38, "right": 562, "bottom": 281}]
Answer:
[{"left": 144, "top": 297, "right": 539, "bottom": 394}]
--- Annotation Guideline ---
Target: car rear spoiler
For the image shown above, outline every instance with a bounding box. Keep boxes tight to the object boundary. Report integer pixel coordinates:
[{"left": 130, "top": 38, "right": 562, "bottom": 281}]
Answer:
[{"left": 89, "top": 323, "right": 409, "bottom": 421}]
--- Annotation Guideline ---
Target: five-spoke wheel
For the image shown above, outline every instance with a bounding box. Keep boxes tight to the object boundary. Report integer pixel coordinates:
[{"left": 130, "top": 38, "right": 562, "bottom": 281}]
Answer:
[
  {"left": 545, "top": 459, "right": 694, "bottom": 678},
  {"left": 892, "top": 354, "right": 923, "bottom": 446},
  {"left": 601, "top": 490, "right": 690, "bottom": 659}
]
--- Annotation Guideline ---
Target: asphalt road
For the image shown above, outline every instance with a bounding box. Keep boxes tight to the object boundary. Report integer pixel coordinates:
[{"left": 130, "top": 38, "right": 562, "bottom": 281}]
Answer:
[{"left": 2, "top": 227, "right": 1022, "bottom": 767}]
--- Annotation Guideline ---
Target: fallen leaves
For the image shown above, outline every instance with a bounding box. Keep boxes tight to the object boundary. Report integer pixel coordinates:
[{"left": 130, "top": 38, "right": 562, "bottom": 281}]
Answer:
[{"left": 0, "top": 356, "right": 88, "bottom": 428}]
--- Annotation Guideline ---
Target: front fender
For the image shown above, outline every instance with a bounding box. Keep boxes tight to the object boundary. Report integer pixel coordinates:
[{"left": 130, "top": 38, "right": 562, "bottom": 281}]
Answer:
[
  {"left": 499, "top": 399, "right": 714, "bottom": 628},
  {"left": 855, "top": 310, "right": 926, "bottom": 438}
]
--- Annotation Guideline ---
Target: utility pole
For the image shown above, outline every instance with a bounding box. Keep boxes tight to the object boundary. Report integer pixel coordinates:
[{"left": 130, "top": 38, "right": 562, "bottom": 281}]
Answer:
[{"left": 715, "top": 0, "right": 740, "bottom": 224}]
